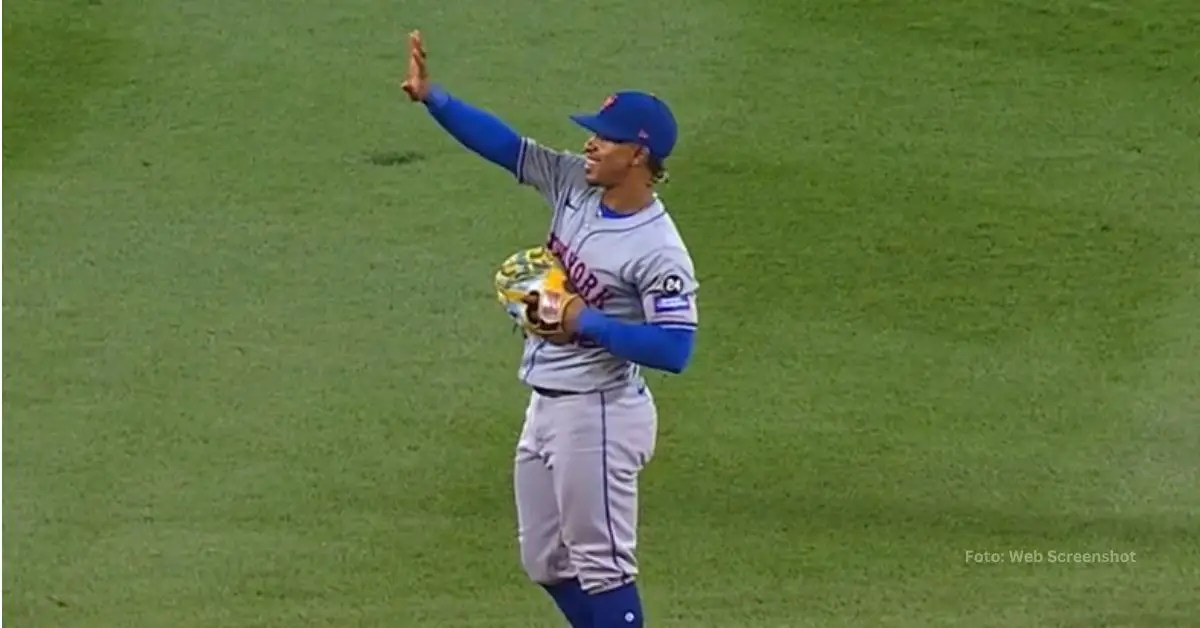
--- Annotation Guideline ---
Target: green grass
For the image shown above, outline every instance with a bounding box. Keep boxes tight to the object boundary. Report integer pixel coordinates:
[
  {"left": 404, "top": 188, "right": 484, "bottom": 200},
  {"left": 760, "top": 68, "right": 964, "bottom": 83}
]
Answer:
[{"left": 4, "top": 0, "right": 1199, "bottom": 626}]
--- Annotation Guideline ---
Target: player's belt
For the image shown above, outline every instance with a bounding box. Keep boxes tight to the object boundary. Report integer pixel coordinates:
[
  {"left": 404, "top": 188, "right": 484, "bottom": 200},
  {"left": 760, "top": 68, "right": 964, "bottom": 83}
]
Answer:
[{"left": 533, "top": 387, "right": 586, "bottom": 398}]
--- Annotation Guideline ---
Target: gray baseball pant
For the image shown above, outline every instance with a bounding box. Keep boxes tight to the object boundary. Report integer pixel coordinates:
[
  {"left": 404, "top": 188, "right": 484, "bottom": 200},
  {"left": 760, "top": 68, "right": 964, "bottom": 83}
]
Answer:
[{"left": 513, "top": 382, "right": 658, "bottom": 593}]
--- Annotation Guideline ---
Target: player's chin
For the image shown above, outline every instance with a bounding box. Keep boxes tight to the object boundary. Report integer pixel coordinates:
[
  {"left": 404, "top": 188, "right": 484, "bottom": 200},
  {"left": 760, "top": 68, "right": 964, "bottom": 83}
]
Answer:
[
  {"left": 583, "top": 159, "right": 603, "bottom": 185},
  {"left": 584, "top": 168, "right": 615, "bottom": 187}
]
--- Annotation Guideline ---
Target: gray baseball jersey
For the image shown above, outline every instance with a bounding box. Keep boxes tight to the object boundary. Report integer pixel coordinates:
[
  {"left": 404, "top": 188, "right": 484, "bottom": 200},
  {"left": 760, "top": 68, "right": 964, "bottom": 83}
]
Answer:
[{"left": 513, "top": 138, "right": 699, "bottom": 393}]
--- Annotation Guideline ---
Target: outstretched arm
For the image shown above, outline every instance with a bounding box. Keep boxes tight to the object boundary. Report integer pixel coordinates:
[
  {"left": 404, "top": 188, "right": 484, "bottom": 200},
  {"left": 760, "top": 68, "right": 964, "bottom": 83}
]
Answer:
[
  {"left": 400, "top": 31, "right": 521, "bottom": 174},
  {"left": 401, "top": 30, "right": 582, "bottom": 198},
  {"left": 421, "top": 84, "right": 522, "bottom": 175}
]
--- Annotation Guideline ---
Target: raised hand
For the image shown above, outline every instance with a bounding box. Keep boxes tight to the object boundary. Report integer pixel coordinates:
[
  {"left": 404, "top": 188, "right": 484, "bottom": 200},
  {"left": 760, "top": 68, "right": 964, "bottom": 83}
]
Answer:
[{"left": 400, "top": 30, "right": 429, "bottom": 102}]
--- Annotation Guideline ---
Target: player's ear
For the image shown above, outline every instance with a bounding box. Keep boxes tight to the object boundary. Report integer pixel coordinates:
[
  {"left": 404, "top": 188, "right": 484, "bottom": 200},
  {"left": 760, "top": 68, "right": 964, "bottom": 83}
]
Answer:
[{"left": 631, "top": 145, "right": 648, "bottom": 166}]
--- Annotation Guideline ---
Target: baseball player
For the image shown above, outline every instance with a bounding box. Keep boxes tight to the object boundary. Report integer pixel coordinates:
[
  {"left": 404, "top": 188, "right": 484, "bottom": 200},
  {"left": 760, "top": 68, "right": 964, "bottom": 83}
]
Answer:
[{"left": 400, "top": 30, "right": 698, "bottom": 628}]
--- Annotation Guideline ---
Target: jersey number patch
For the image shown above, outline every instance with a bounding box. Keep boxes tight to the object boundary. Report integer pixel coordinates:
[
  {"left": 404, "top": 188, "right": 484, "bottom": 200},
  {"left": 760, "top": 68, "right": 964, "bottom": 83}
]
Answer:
[{"left": 662, "top": 274, "right": 684, "bottom": 295}]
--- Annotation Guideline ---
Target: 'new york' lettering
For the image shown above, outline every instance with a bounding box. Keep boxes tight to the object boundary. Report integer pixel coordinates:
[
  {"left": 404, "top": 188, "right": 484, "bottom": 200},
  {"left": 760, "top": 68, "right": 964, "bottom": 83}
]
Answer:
[{"left": 547, "top": 232, "right": 613, "bottom": 310}]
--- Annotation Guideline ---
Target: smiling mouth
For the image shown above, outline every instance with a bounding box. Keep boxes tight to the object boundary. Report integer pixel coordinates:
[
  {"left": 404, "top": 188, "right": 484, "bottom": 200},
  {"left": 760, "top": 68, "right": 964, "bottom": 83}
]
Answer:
[{"left": 585, "top": 157, "right": 599, "bottom": 171}]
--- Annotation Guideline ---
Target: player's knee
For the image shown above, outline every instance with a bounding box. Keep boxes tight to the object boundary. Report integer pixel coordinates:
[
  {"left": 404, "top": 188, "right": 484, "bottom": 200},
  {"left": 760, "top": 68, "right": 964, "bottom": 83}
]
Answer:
[
  {"left": 519, "top": 545, "right": 564, "bottom": 585},
  {"left": 520, "top": 557, "right": 560, "bottom": 585}
]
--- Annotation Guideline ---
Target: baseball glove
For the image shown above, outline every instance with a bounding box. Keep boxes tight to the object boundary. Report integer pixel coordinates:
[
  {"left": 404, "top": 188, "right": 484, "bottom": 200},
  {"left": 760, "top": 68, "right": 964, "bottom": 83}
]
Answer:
[{"left": 494, "top": 246, "right": 581, "bottom": 341}]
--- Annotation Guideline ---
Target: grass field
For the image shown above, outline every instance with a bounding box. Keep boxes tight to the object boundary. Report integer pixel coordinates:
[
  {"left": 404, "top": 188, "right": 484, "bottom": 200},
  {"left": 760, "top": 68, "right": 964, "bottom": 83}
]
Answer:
[{"left": 4, "top": 0, "right": 1199, "bottom": 626}]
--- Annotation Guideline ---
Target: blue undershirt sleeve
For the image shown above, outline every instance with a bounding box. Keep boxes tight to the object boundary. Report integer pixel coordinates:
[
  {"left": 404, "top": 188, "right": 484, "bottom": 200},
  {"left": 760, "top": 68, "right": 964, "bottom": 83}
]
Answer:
[
  {"left": 422, "top": 84, "right": 522, "bottom": 175},
  {"left": 575, "top": 309, "right": 696, "bottom": 374}
]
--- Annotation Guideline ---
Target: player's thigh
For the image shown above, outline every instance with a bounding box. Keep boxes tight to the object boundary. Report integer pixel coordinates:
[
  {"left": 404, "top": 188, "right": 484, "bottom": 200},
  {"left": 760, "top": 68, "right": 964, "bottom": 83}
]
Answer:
[
  {"left": 513, "top": 393, "right": 573, "bottom": 581},
  {"left": 514, "top": 456, "right": 574, "bottom": 581},
  {"left": 545, "top": 388, "right": 656, "bottom": 577},
  {"left": 514, "top": 391, "right": 553, "bottom": 527},
  {"left": 514, "top": 451, "right": 557, "bottom": 536},
  {"left": 548, "top": 384, "right": 656, "bottom": 494},
  {"left": 606, "top": 384, "right": 658, "bottom": 468}
]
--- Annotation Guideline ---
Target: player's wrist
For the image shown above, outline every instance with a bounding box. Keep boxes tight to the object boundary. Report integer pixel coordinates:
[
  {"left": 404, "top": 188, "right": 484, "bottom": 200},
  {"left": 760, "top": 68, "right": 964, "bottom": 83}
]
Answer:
[
  {"left": 422, "top": 83, "right": 450, "bottom": 108},
  {"left": 573, "top": 306, "right": 607, "bottom": 337}
]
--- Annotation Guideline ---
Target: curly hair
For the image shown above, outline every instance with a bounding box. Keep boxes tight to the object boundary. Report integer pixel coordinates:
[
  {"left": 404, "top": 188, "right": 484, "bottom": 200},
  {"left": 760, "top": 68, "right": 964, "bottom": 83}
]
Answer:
[{"left": 649, "top": 158, "right": 670, "bottom": 185}]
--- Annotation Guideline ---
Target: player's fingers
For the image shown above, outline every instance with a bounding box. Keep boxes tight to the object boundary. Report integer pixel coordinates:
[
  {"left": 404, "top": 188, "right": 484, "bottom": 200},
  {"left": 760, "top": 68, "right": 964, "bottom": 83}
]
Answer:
[
  {"left": 409, "top": 30, "right": 425, "bottom": 57},
  {"left": 406, "top": 44, "right": 426, "bottom": 73}
]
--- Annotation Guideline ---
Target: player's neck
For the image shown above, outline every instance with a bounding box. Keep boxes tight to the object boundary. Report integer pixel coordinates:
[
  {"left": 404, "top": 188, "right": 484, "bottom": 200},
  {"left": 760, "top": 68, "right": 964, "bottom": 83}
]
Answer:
[{"left": 601, "top": 184, "right": 656, "bottom": 214}]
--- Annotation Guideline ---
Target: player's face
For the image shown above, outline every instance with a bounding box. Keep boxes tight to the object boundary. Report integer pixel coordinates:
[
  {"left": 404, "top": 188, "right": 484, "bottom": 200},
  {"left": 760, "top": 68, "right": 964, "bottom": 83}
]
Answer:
[{"left": 582, "top": 135, "right": 642, "bottom": 186}]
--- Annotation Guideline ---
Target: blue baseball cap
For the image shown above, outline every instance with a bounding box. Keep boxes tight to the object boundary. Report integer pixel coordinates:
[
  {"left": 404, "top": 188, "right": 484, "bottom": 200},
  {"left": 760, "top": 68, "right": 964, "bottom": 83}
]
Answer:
[{"left": 569, "top": 91, "right": 678, "bottom": 163}]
